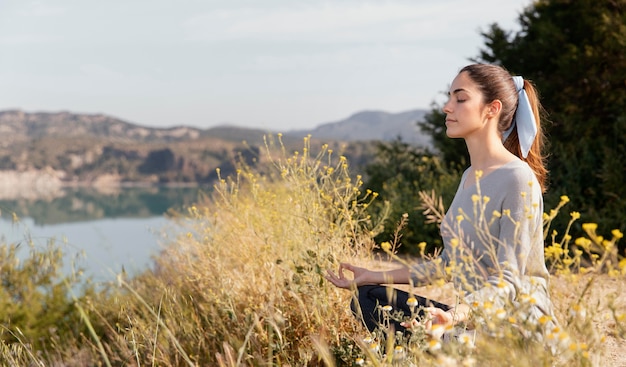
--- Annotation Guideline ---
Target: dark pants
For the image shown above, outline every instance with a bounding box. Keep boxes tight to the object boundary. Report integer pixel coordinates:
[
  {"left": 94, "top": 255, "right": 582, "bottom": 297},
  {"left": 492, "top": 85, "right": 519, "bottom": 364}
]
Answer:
[{"left": 351, "top": 285, "right": 451, "bottom": 332}]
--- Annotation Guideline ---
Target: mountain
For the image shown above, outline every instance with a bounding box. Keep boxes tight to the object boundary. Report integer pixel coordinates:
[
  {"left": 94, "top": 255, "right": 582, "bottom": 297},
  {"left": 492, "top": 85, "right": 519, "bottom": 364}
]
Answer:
[
  {"left": 287, "top": 109, "right": 432, "bottom": 148},
  {"left": 0, "top": 109, "right": 430, "bottom": 194},
  {"left": 0, "top": 110, "right": 204, "bottom": 145}
]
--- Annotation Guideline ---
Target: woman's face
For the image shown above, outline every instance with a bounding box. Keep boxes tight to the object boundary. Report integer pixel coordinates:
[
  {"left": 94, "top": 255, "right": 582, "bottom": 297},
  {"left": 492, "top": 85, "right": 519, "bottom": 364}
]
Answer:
[{"left": 442, "top": 71, "right": 490, "bottom": 139}]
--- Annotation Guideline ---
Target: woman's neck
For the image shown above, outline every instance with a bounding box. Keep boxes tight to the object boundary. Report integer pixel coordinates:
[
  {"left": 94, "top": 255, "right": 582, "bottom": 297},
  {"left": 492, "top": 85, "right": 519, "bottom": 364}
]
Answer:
[{"left": 465, "top": 133, "right": 517, "bottom": 172}]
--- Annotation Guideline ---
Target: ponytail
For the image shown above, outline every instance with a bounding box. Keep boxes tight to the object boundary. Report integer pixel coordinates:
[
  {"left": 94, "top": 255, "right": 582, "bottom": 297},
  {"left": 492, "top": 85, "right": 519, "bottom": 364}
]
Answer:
[{"left": 503, "top": 79, "right": 548, "bottom": 192}]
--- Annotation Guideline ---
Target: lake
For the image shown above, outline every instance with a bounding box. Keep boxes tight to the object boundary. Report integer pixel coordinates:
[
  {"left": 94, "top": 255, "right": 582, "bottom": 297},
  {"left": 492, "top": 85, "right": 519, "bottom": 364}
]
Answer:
[{"left": 0, "top": 186, "right": 205, "bottom": 283}]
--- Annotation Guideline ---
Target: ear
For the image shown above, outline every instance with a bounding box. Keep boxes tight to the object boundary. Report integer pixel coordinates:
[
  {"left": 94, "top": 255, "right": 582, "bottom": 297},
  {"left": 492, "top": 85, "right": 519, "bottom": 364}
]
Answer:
[{"left": 485, "top": 100, "right": 503, "bottom": 117}]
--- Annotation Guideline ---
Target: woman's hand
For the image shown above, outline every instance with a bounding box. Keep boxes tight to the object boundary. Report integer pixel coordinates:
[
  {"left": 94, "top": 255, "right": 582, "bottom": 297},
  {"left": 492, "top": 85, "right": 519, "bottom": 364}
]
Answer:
[
  {"left": 325, "top": 263, "right": 373, "bottom": 289},
  {"left": 424, "top": 307, "right": 454, "bottom": 327},
  {"left": 425, "top": 303, "right": 471, "bottom": 327}
]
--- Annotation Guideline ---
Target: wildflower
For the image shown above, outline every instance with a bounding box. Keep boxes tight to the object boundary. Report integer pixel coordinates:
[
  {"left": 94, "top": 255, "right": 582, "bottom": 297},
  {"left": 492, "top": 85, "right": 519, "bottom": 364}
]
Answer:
[
  {"left": 355, "top": 357, "right": 365, "bottom": 366},
  {"left": 471, "top": 194, "right": 480, "bottom": 203},
  {"left": 428, "top": 339, "right": 442, "bottom": 352},
  {"left": 582, "top": 223, "right": 598, "bottom": 232},
  {"left": 363, "top": 336, "right": 374, "bottom": 344},
  {"left": 495, "top": 308, "right": 506, "bottom": 320},
  {"left": 393, "top": 346, "right": 405, "bottom": 360},
  {"left": 475, "top": 170, "right": 483, "bottom": 179},
  {"left": 381, "top": 305, "right": 393, "bottom": 313},
  {"left": 426, "top": 323, "right": 446, "bottom": 339},
  {"left": 570, "top": 211, "right": 581, "bottom": 220},
  {"left": 483, "top": 196, "right": 490, "bottom": 203},
  {"left": 458, "top": 332, "right": 475, "bottom": 348},
  {"left": 456, "top": 215, "right": 464, "bottom": 223},
  {"left": 369, "top": 342, "right": 380, "bottom": 353},
  {"left": 492, "top": 210, "right": 501, "bottom": 218},
  {"left": 612, "top": 229, "right": 624, "bottom": 240},
  {"left": 380, "top": 242, "right": 392, "bottom": 252},
  {"left": 450, "top": 238, "right": 459, "bottom": 248},
  {"left": 560, "top": 195, "right": 570, "bottom": 204},
  {"left": 538, "top": 315, "right": 552, "bottom": 325},
  {"left": 558, "top": 331, "right": 572, "bottom": 350},
  {"left": 569, "top": 304, "right": 587, "bottom": 319},
  {"left": 407, "top": 297, "right": 418, "bottom": 307}
]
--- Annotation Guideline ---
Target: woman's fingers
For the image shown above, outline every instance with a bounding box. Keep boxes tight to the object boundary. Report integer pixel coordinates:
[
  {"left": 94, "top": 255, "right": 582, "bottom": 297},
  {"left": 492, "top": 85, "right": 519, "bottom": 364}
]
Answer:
[{"left": 325, "top": 264, "right": 355, "bottom": 289}]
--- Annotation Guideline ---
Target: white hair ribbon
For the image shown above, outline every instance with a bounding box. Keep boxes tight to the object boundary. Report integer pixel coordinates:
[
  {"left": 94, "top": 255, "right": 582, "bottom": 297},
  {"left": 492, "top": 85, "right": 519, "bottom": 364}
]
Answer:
[{"left": 502, "top": 76, "right": 538, "bottom": 158}]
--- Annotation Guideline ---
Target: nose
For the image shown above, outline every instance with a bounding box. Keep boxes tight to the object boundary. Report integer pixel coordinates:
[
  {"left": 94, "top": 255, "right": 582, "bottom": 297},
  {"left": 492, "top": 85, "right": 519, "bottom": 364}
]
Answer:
[{"left": 442, "top": 99, "right": 452, "bottom": 114}]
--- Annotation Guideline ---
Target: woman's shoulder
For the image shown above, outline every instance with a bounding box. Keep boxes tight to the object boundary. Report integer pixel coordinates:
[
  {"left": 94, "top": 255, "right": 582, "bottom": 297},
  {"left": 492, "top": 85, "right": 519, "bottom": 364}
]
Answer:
[
  {"left": 496, "top": 159, "right": 534, "bottom": 179},
  {"left": 493, "top": 159, "right": 541, "bottom": 193}
]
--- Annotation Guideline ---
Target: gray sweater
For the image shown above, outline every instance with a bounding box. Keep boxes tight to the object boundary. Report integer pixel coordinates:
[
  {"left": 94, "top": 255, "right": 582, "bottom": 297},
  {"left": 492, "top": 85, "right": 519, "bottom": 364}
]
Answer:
[{"left": 412, "top": 159, "right": 554, "bottom": 323}]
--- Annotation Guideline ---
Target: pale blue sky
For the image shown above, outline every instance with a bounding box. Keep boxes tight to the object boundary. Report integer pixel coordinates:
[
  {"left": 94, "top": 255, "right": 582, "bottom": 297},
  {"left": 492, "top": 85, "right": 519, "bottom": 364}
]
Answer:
[{"left": 0, "top": 0, "right": 529, "bottom": 131}]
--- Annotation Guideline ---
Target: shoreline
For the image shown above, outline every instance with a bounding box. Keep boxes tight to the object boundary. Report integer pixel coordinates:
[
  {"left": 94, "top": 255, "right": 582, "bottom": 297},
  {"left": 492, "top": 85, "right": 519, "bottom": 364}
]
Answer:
[{"left": 0, "top": 169, "right": 207, "bottom": 200}]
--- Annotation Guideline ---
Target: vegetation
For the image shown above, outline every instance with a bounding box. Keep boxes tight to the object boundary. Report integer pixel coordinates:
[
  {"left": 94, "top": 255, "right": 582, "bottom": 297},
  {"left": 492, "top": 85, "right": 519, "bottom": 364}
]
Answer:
[
  {"left": 0, "top": 138, "right": 623, "bottom": 366},
  {"left": 363, "top": 140, "right": 460, "bottom": 255}
]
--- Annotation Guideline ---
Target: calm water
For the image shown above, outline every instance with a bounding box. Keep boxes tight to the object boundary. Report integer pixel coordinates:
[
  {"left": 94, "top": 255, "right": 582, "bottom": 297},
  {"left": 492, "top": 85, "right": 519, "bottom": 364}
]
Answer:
[{"left": 0, "top": 187, "right": 204, "bottom": 282}]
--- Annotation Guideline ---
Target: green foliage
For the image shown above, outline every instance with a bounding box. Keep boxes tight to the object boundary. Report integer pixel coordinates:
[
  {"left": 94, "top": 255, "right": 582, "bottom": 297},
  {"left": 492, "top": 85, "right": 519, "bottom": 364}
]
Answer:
[
  {"left": 0, "top": 238, "right": 91, "bottom": 353},
  {"left": 472, "top": 0, "right": 626, "bottom": 245},
  {"left": 364, "top": 139, "right": 461, "bottom": 255}
]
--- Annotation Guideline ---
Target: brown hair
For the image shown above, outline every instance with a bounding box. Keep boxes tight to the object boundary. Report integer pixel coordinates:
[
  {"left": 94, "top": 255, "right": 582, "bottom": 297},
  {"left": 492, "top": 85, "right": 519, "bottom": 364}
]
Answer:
[{"left": 460, "top": 64, "right": 548, "bottom": 192}]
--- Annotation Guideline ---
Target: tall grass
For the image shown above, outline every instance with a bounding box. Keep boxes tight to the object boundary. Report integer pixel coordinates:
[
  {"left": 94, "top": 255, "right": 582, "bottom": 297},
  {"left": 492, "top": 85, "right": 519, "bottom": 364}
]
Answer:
[
  {"left": 80, "top": 135, "right": 385, "bottom": 365},
  {"left": 0, "top": 135, "right": 623, "bottom": 366}
]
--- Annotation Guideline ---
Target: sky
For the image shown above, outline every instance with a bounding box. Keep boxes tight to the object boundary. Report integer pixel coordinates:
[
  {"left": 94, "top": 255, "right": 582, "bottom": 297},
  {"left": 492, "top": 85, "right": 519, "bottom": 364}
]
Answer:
[{"left": 0, "top": 0, "right": 530, "bottom": 131}]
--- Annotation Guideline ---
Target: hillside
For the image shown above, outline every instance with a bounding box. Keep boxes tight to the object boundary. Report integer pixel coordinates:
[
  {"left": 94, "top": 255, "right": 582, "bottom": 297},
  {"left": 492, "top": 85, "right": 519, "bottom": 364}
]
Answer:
[
  {"left": 0, "top": 110, "right": 393, "bottom": 191},
  {"left": 287, "top": 109, "right": 432, "bottom": 147}
]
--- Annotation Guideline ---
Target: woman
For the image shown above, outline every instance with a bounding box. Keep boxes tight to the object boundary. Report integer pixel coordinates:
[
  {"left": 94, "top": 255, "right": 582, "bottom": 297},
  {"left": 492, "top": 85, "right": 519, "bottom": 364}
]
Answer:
[{"left": 326, "top": 64, "right": 555, "bottom": 335}]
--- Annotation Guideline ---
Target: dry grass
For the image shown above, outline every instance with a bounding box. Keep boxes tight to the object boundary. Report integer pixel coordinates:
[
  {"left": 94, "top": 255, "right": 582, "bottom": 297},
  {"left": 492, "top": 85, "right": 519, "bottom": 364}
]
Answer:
[{"left": 0, "top": 135, "right": 624, "bottom": 366}]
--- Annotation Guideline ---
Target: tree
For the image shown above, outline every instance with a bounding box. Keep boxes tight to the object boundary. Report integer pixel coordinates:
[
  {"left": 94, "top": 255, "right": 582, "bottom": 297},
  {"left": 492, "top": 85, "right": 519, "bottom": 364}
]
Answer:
[{"left": 364, "top": 139, "right": 460, "bottom": 255}]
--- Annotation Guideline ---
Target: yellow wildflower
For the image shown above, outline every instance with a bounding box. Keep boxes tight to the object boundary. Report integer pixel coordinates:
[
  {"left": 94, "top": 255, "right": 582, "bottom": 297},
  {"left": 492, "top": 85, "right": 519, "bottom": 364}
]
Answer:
[
  {"left": 380, "top": 241, "right": 391, "bottom": 252},
  {"left": 538, "top": 315, "right": 552, "bottom": 325},
  {"left": 582, "top": 223, "right": 598, "bottom": 232},
  {"left": 570, "top": 211, "right": 580, "bottom": 220},
  {"left": 560, "top": 195, "right": 570, "bottom": 204},
  {"left": 612, "top": 229, "right": 624, "bottom": 239}
]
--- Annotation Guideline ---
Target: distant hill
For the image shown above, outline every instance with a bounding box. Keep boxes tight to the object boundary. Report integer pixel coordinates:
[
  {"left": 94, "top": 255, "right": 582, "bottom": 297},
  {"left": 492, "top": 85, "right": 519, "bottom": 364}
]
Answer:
[
  {"left": 286, "top": 109, "right": 432, "bottom": 148},
  {"left": 0, "top": 109, "right": 431, "bottom": 194},
  {"left": 0, "top": 110, "right": 203, "bottom": 145}
]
